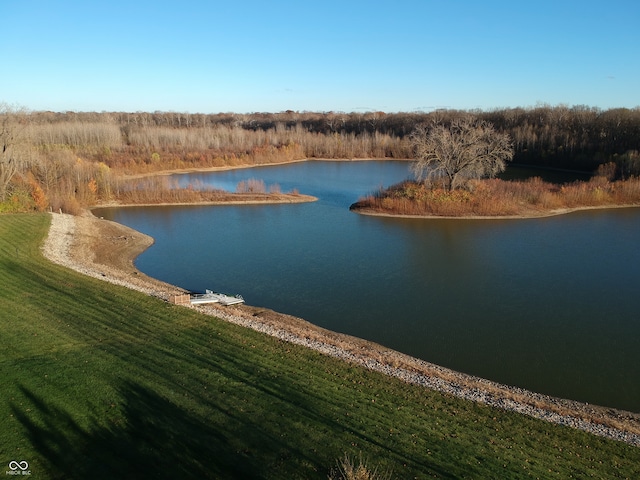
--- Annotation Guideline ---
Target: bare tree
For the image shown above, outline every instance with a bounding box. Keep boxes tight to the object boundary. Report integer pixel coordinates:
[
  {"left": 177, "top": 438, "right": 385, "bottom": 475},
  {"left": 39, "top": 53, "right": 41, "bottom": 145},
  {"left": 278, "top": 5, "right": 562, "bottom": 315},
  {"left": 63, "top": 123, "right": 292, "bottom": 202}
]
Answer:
[
  {"left": 0, "top": 104, "right": 29, "bottom": 202},
  {"left": 410, "top": 117, "right": 513, "bottom": 191}
]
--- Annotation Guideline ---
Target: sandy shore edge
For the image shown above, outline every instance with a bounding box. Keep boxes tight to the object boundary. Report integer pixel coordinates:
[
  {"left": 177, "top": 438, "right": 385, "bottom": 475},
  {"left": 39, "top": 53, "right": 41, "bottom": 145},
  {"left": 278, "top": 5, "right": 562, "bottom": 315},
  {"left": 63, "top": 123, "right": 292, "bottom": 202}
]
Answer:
[
  {"left": 121, "top": 157, "right": 408, "bottom": 179},
  {"left": 351, "top": 203, "right": 640, "bottom": 220},
  {"left": 41, "top": 211, "right": 640, "bottom": 446}
]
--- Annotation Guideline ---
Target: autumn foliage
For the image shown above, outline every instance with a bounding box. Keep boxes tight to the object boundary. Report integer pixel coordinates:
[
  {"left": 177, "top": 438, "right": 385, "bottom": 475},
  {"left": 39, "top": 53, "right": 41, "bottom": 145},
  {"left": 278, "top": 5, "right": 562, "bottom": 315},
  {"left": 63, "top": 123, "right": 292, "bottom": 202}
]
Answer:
[
  {"left": 352, "top": 171, "right": 640, "bottom": 217},
  {"left": 2, "top": 106, "right": 640, "bottom": 213}
]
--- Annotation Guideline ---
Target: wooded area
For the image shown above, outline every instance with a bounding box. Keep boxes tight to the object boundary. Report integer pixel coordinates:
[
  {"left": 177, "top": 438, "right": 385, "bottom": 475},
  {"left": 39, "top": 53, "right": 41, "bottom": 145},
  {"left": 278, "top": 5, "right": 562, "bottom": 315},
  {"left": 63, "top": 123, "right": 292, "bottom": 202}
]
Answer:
[{"left": 1, "top": 105, "right": 639, "bottom": 213}]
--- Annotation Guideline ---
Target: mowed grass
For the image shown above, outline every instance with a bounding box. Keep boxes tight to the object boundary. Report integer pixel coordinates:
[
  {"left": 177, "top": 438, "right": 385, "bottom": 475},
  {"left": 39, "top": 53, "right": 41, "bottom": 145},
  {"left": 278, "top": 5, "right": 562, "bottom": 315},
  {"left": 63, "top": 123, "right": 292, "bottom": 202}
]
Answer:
[{"left": 1, "top": 214, "right": 639, "bottom": 479}]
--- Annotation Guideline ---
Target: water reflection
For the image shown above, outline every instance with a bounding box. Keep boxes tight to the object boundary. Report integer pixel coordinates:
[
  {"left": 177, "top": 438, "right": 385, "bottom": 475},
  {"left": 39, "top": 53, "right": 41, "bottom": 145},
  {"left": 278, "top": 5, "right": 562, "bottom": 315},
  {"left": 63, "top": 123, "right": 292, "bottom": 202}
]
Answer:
[{"left": 95, "top": 161, "right": 640, "bottom": 412}]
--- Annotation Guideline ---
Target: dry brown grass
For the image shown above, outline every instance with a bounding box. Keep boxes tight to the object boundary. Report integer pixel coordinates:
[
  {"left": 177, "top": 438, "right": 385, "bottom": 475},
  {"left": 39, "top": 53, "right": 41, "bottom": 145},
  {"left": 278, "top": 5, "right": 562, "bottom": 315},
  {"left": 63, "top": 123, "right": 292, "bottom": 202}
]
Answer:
[
  {"left": 328, "top": 454, "right": 392, "bottom": 480},
  {"left": 352, "top": 176, "right": 640, "bottom": 217},
  {"left": 98, "top": 175, "right": 312, "bottom": 207}
]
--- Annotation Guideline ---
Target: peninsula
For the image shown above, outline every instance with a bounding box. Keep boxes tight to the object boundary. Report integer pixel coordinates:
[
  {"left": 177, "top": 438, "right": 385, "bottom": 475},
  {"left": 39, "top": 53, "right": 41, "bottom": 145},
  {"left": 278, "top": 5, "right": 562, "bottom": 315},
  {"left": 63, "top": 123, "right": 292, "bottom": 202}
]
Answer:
[{"left": 350, "top": 176, "right": 640, "bottom": 219}]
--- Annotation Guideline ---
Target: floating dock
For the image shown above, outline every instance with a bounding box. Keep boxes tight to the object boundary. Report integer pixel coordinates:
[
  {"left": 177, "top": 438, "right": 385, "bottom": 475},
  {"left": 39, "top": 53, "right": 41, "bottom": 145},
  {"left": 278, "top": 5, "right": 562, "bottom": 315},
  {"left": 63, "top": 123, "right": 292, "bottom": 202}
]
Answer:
[{"left": 189, "top": 289, "right": 245, "bottom": 306}]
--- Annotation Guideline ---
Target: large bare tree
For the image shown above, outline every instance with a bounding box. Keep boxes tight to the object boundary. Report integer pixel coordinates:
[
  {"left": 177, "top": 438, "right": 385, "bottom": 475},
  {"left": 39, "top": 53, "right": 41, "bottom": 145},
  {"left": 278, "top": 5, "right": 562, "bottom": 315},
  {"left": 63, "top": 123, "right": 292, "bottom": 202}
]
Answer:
[{"left": 410, "top": 117, "right": 514, "bottom": 191}]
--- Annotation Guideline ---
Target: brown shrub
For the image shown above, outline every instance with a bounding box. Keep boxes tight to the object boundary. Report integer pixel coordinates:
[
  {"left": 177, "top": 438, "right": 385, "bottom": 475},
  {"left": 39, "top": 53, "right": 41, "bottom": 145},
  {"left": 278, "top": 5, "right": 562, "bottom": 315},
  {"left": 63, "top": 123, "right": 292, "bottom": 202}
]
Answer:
[
  {"left": 51, "top": 196, "right": 82, "bottom": 215},
  {"left": 354, "top": 177, "right": 640, "bottom": 217},
  {"left": 236, "top": 178, "right": 266, "bottom": 194},
  {"left": 329, "top": 454, "right": 391, "bottom": 480}
]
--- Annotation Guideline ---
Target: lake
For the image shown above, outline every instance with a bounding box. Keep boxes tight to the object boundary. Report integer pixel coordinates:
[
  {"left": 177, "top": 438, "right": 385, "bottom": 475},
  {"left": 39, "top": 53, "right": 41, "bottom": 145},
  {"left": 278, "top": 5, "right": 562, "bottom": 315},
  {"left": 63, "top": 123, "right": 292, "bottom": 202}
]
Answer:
[{"left": 94, "top": 161, "right": 640, "bottom": 412}]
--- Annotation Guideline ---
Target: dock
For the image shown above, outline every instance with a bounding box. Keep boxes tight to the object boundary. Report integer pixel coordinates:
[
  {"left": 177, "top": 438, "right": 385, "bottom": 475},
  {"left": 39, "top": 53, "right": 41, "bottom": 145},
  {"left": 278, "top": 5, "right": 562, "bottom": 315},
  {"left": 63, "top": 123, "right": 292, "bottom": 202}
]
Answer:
[{"left": 189, "top": 289, "right": 245, "bottom": 306}]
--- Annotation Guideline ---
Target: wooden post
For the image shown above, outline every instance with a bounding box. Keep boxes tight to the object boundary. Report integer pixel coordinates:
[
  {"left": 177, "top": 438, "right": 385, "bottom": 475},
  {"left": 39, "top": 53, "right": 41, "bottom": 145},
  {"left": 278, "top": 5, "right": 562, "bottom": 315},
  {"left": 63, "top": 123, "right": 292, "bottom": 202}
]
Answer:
[{"left": 169, "top": 294, "right": 191, "bottom": 305}]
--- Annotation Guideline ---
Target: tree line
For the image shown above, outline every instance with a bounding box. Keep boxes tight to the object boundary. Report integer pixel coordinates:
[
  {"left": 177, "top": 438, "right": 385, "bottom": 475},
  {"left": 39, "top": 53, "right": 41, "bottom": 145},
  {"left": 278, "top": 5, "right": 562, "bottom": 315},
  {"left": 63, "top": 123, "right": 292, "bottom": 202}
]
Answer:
[
  {"left": 23, "top": 105, "right": 640, "bottom": 169},
  {"left": 1, "top": 104, "right": 639, "bottom": 213}
]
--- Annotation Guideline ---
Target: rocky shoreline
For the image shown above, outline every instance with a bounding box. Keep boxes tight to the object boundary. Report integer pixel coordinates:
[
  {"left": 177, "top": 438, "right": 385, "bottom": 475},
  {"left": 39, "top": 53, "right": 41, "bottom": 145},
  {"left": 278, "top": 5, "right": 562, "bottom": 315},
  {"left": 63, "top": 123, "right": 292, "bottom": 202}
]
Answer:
[{"left": 42, "top": 211, "right": 640, "bottom": 447}]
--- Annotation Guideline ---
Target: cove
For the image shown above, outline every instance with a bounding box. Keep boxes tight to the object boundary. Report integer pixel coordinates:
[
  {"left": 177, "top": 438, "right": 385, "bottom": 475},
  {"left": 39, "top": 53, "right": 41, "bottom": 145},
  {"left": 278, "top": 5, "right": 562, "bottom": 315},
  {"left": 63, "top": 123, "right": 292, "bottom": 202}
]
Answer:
[{"left": 95, "top": 161, "right": 640, "bottom": 413}]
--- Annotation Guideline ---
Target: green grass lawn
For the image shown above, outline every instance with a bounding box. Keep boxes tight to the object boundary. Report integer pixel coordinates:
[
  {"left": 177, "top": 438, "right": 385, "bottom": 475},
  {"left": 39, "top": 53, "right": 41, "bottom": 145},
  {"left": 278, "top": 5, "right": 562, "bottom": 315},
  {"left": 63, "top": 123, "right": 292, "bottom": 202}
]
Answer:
[{"left": 1, "top": 213, "right": 639, "bottom": 479}]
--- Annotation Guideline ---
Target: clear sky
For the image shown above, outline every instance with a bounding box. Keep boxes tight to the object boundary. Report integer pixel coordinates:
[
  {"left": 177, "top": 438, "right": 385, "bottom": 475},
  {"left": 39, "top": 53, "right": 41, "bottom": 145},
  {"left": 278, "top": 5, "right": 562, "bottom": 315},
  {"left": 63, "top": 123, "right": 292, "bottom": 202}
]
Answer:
[{"left": 1, "top": 0, "right": 638, "bottom": 113}]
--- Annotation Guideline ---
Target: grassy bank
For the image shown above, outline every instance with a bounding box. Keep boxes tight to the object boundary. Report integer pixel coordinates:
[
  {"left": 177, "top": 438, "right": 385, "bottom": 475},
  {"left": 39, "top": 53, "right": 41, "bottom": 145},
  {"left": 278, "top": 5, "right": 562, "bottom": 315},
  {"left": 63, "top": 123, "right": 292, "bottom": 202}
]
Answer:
[
  {"left": 352, "top": 176, "right": 640, "bottom": 217},
  {"left": 1, "top": 214, "right": 639, "bottom": 478}
]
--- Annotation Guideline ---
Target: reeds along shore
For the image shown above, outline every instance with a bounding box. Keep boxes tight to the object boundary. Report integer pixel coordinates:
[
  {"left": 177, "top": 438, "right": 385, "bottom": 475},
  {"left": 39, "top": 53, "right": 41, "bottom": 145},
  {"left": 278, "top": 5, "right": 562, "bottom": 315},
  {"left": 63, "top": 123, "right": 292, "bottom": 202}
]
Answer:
[
  {"left": 352, "top": 174, "right": 640, "bottom": 217},
  {"left": 2, "top": 106, "right": 640, "bottom": 213}
]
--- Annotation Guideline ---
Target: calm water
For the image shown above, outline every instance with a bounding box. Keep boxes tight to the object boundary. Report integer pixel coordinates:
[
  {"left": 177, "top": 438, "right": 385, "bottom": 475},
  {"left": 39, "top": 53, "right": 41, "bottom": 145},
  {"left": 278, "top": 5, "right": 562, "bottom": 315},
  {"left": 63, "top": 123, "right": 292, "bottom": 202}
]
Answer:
[{"left": 95, "top": 161, "right": 640, "bottom": 412}]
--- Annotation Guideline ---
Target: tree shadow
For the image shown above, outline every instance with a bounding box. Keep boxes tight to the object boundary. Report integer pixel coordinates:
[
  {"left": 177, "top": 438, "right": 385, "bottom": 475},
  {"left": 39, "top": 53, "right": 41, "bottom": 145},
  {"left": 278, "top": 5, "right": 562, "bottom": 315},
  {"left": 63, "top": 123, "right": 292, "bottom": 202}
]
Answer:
[{"left": 12, "top": 383, "right": 275, "bottom": 479}]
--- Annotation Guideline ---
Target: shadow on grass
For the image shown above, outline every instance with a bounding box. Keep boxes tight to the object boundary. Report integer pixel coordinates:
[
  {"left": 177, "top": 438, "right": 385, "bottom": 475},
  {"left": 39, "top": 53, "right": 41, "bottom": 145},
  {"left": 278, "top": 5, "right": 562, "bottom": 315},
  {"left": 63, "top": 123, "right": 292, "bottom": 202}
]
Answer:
[{"left": 12, "top": 383, "right": 275, "bottom": 480}]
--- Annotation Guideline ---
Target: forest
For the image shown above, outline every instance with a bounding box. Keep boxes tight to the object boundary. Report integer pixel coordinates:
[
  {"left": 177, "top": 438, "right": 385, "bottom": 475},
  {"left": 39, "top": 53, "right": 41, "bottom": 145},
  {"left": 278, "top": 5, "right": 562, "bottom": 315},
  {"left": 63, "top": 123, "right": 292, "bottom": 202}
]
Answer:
[{"left": 1, "top": 104, "right": 639, "bottom": 213}]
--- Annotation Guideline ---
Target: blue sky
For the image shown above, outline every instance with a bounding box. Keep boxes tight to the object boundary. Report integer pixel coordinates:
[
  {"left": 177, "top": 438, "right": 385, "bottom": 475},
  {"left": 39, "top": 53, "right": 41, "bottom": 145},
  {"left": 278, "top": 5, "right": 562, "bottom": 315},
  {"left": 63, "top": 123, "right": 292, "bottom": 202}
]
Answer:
[{"left": 1, "top": 0, "right": 638, "bottom": 113}]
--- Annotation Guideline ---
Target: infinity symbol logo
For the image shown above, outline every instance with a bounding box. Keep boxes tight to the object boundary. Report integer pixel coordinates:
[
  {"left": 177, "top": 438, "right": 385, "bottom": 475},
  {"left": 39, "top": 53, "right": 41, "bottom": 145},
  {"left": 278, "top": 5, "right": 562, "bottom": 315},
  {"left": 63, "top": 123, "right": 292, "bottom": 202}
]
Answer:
[{"left": 8, "top": 461, "right": 28, "bottom": 471}]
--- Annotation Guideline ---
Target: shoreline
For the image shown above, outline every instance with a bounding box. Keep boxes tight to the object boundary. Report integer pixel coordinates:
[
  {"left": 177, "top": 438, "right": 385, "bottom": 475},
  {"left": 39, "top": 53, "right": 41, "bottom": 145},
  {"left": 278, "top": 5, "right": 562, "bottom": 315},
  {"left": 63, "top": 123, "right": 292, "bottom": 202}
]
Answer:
[
  {"left": 120, "top": 158, "right": 311, "bottom": 179},
  {"left": 41, "top": 211, "right": 640, "bottom": 447},
  {"left": 92, "top": 192, "right": 318, "bottom": 209},
  {"left": 351, "top": 202, "right": 640, "bottom": 220},
  {"left": 119, "top": 159, "right": 639, "bottom": 221},
  {"left": 120, "top": 157, "right": 409, "bottom": 179}
]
